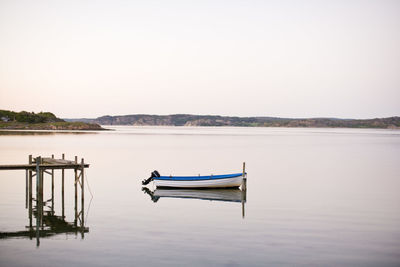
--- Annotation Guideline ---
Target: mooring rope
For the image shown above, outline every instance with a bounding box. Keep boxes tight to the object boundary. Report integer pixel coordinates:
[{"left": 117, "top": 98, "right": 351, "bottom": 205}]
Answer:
[
  {"left": 84, "top": 169, "right": 94, "bottom": 224},
  {"left": 84, "top": 169, "right": 94, "bottom": 198}
]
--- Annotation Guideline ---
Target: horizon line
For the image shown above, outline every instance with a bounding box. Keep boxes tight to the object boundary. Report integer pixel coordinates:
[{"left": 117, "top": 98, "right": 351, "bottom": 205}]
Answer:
[{"left": 63, "top": 113, "right": 400, "bottom": 121}]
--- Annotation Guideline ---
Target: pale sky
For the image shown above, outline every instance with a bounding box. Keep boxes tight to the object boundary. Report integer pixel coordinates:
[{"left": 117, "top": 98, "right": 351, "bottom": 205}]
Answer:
[{"left": 0, "top": 0, "right": 399, "bottom": 119}]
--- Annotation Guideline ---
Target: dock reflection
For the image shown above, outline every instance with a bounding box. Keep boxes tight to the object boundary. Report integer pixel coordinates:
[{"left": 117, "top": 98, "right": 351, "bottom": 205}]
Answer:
[
  {"left": 142, "top": 187, "right": 247, "bottom": 218},
  {"left": 0, "top": 158, "right": 89, "bottom": 247},
  {"left": 0, "top": 195, "right": 88, "bottom": 247},
  {"left": 0, "top": 196, "right": 88, "bottom": 247}
]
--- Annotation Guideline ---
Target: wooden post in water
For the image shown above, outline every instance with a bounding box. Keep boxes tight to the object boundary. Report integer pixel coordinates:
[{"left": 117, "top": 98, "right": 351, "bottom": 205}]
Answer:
[
  {"left": 241, "top": 187, "right": 246, "bottom": 219},
  {"left": 25, "top": 169, "right": 28, "bottom": 209},
  {"left": 28, "top": 155, "right": 33, "bottom": 227},
  {"left": 241, "top": 162, "right": 246, "bottom": 218},
  {"left": 74, "top": 156, "right": 78, "bottom": 226},
  {"left": 242, "top": 162, "right": 247, "bottom": 191},
  {"left": 51, "top": 154, "right": 54, "bottom": 214},
  {"left": 35, "top": 156, "right": 41, "bottom": 245},
  {"left": 81, "top": 158, "right": 85, "bottom": 234},
  {"left": 62, "top": 153, "right": 65, "bottom": 218},
  {"left": 35, "top": 157, "right": 40, "bottom": 211},
  {"left": 40, "top": 157, "right": 44, "bottom": 227}
]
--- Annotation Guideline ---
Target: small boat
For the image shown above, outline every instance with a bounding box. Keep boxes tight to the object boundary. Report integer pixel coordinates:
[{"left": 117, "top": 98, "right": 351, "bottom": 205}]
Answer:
[{"left": 142, "top": 170, "right": 246, "bottom": 189}]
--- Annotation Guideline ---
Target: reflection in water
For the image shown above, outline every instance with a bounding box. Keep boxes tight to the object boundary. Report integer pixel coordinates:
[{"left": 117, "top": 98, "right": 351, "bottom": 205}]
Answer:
[
  {"left": 142, "top": 187, "right": 247, "bottom": 218},
  {"left": 0, "top": 201, "right": 88, "bottom": 244},
  {"left": 0, "top": 172, "right": 89, "bottom": 247},
  {"left": 0, "top": 200, "right": 88, "bottom": 247}
]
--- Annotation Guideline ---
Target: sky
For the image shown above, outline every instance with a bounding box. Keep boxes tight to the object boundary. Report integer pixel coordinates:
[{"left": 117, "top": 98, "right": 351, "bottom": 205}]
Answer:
[{"left": 0, "top": 0, "right": 399, "bottom": 119}]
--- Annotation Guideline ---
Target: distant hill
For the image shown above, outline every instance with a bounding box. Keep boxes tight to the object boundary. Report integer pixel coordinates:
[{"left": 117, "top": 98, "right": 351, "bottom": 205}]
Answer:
[
  {"left": 0, "top": 110, "right": 63, "bottom": 123},
  {"left": 0, "top": 110, "right": 105, "bottom": 130},
  {"left": 66, "top": 114, "right": 400, "bottom": 129}
]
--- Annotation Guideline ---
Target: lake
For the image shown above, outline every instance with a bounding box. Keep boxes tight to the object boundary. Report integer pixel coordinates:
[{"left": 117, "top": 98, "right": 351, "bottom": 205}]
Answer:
[{"left": 0, "top": 126, "right": 399, "bottom": 266}]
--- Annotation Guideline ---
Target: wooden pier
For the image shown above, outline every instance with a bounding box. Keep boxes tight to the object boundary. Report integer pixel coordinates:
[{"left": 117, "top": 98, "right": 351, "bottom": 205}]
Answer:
[
  {"left": 0, "top": 157, "right": 89, "bottom": 170},
  {"left": 0, "top": 154, "right": 89, "bottom": 246}
]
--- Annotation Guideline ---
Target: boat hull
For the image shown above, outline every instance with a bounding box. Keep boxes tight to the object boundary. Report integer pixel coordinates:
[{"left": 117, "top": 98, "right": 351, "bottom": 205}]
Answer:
[{"left": 154, "top": 175, "right": 243, "bottom": 188}]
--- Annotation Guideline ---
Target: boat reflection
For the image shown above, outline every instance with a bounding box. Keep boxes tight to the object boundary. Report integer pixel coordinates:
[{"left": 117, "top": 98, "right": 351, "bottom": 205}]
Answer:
[{"left": 142, "top": 187, "right": 247, "bottom": 218}]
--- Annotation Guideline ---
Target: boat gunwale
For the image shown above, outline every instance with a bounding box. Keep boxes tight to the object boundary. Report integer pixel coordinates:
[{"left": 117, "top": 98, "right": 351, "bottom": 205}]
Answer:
[
  {"left": 154, "top": 173, "right": 243, "bottom": 181},
  {"left": 155, "top": 185, "right": 241, "bottom": 189}
]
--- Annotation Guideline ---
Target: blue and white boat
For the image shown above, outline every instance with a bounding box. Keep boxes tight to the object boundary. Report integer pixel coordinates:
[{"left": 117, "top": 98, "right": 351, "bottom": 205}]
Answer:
[{"left": 142, "top": 171, "right": 246, "bottom": 188}]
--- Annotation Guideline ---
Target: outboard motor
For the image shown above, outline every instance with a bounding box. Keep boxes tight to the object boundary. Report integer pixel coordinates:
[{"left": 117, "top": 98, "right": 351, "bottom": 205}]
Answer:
[{"left": 142, "top": 170, "right": 161, "bottom": 185}]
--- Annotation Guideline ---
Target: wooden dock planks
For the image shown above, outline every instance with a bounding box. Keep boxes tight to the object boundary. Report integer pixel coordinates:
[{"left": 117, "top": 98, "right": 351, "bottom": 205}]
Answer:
[{"left": 0, "top": 162, "right": 89, "bottom": 170}]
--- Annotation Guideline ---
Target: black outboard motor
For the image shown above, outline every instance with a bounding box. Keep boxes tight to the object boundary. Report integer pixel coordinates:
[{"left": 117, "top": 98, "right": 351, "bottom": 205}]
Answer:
[{"left": 142, "top": 170, "right": 161, "bottom": 185}]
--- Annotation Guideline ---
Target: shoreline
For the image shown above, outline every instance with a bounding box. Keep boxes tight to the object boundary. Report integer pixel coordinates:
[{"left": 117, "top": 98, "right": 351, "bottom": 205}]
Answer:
[
  {"left": 97, "top": 124, "right": 400, "bottom": 130},
  {"left": 0, "top": 121, "right": 109, "bottom": 131}
]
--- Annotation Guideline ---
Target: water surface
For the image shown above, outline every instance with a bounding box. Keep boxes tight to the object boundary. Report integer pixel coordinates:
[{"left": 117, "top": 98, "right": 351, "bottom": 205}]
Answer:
[{"left": 0, "top": 126, "right": 399, "bottom": 266}]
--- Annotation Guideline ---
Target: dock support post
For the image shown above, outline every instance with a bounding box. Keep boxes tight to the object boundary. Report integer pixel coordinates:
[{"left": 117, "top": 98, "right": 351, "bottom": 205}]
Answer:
[
  {"left": 62, "top": 153, "right": 65, "bottom": 218},
  {"left": 40, "top": 157, "right": 44, "bottom": 228},
  {"left": 51, "top": 154, "right": 54, "bottom": 215},
  {"left": 35, "top": 156, "right": 41, "bottom": 246},
  {"left": 74, "top": 156, "right": 78, "bottom": 226},
  {"left": 242, "top": 162, "right": 247, "bottom": 191},
  {"left": 81, "top": 158, "right": 85, "bottom": 236},
  {"left": 28, "top": 155, "right": 32, "bottom": 226}
]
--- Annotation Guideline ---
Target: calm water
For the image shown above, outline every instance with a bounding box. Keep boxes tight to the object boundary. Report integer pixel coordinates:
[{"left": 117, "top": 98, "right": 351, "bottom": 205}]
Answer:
[{"left": 0, "top": 126, "right": 399, "bottom": 266}]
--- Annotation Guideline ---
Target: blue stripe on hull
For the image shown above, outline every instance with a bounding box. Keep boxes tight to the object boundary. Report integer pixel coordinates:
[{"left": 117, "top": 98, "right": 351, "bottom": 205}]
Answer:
[{"left": 154, "top": 173, "right": 243, "bottom": 181}]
